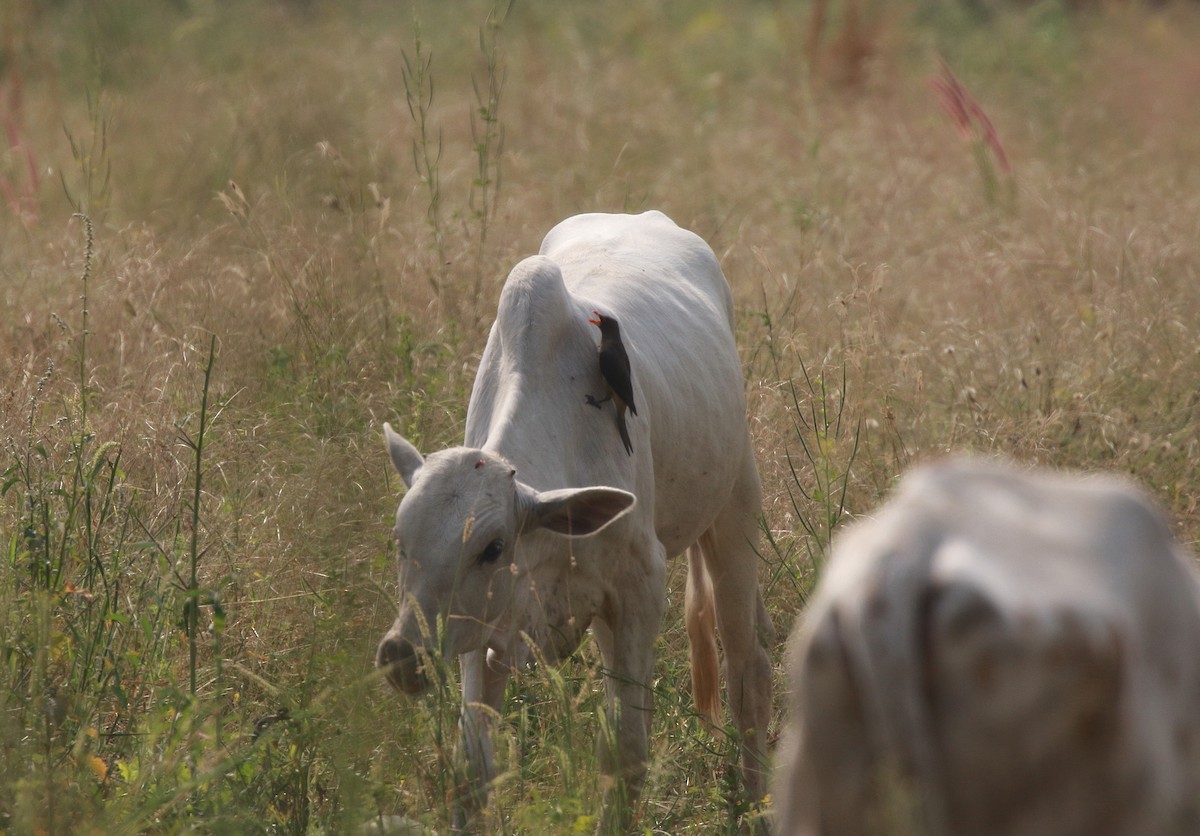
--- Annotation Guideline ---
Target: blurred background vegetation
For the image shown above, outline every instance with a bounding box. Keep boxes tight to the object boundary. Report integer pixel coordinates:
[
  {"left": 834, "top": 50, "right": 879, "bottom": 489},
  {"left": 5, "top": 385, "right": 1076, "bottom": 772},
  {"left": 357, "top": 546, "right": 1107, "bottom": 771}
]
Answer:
[{"left": 2, "top": 0, "right": 1200, "bottom": 831}]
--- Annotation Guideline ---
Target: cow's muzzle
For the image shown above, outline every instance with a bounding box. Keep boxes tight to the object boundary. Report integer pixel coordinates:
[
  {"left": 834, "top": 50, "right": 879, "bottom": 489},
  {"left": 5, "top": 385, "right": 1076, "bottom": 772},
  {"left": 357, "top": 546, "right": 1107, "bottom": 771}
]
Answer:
[{"left": 376, "top": 633, "right": 432, "bottom": 695}]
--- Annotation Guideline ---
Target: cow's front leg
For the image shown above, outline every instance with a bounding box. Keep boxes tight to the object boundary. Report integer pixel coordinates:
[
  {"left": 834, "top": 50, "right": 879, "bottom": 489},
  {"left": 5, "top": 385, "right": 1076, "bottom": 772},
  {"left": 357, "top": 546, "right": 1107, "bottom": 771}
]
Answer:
[
  {"left": 592, "top": 546, "right": 666, "bottom": 833},
  {"left": 452, "top": 647, "right": 510, "bottom": 832}
]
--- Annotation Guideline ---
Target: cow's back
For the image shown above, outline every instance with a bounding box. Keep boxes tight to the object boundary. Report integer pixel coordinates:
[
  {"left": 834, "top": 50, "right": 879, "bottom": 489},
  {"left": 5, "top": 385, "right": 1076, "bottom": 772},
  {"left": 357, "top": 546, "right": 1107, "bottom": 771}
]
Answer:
[
  {"left": 776, "top": 458, "right": 1200, "bottom": 836},
  {"left": 548, "top": 212, "right": 752, "bottom": 552},
  {"left": 540, "top": 210, "right": 736, "bottom": 330},
  {"left": 467, "top": 212, "right": 755, "bottom": 557}
]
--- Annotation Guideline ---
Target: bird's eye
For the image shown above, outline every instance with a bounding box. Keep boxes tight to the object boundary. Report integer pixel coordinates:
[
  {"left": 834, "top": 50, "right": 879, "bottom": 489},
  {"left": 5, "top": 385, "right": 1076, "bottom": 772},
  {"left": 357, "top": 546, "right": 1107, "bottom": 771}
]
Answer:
[{"left": 479, "top": 539, "right": 505, "bottom": 564}]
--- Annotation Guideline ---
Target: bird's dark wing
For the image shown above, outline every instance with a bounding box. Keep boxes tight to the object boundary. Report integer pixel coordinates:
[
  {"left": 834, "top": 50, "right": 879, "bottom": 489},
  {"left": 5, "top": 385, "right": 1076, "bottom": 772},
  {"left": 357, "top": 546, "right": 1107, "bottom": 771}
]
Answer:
[{"left": 599, "top": 343, "right": 637, "bottom": 415}]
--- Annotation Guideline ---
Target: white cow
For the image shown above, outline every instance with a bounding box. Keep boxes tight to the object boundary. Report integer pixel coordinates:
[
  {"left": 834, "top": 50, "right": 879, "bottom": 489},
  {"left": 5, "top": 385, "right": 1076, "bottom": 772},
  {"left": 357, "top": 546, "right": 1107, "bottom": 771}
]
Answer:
[
  {"left": 775, "top": 458, "right": 1200, "bottom": 836},
  {"left": 377, "top": 211, "right": 773, "bottom": 830}
]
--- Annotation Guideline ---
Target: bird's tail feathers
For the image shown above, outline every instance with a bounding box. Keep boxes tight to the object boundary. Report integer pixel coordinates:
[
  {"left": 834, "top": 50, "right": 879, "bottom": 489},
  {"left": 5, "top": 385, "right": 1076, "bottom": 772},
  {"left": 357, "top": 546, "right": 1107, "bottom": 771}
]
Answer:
[{"left": 616, "top": 409, "right": 633, "bottom": 456}]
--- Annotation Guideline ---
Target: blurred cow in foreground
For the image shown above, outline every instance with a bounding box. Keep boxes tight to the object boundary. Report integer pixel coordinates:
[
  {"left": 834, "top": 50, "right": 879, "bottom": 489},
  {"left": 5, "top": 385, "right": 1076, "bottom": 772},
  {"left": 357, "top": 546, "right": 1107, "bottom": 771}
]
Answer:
[{"left": 775, "top": 458, "right": 1200, "bottom": 836}]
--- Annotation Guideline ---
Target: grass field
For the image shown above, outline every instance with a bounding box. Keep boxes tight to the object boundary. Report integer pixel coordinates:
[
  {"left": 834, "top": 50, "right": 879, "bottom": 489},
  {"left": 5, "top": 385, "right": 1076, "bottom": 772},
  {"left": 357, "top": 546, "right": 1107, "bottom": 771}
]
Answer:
[{"left": 3, "top": 0, "right": 1200, "bottom": 832}]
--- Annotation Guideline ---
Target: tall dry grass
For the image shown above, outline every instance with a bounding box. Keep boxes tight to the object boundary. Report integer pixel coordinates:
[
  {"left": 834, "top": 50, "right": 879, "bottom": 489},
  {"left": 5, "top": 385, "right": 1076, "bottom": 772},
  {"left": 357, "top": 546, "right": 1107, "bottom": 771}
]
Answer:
[{"left": 3, "top": 0, "right": 1200, "bottom": 831}]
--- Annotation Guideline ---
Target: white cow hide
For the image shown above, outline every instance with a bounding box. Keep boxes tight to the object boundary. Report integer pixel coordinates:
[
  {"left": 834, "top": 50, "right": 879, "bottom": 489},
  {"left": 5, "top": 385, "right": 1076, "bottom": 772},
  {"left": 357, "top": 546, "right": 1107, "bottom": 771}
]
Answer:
[
  {"left": 377, "top": 211, "right": 773, "bottom": 831},
  {"left": 775, "top": 458, "right": 1200, "bottom": 836}
]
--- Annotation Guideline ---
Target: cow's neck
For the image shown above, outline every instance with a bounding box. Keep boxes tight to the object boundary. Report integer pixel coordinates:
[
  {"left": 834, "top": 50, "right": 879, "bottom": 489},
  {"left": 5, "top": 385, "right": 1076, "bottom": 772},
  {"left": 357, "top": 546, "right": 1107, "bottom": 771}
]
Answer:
[{"left": 478, "top": 399, "right": 579, "bottom": 491}]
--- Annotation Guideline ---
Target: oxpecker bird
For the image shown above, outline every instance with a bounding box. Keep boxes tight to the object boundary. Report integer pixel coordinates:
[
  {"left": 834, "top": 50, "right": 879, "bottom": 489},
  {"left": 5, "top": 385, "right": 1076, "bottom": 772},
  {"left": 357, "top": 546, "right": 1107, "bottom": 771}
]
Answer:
[{"left": 586, "top": 310, "right": 637, "bottom": 455}]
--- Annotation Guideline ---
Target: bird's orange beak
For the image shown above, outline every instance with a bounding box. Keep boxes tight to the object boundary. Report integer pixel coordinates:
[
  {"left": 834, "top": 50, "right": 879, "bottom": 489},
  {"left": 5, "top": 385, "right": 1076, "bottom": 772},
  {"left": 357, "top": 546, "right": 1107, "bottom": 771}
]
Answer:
[{"left": 588, "top": 310, "right": 602, "bottom": 326}]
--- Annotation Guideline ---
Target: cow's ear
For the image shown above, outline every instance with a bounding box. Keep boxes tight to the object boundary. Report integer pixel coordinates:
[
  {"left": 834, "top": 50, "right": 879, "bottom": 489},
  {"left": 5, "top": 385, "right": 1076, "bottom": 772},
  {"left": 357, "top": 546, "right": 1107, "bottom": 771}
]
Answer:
[
  {"left": 519, "top": 484, "right": 636, "bottom": 537},
  {"left": 383, "top": 423, "right": 424, "bottom": 488}
]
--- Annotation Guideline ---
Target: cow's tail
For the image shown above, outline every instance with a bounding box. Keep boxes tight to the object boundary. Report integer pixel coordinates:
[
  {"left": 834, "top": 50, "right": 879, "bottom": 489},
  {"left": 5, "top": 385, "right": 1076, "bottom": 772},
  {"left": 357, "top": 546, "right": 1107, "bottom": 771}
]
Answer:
[{"left": 685, "top": 541, "right": 722, "bottom": 728}]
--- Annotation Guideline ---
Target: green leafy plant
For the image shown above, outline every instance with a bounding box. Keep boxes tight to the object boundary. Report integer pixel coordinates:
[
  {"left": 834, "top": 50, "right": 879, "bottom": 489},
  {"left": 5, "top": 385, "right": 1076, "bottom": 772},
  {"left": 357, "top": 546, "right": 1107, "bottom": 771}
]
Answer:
[
  {"left": 403, "top": 20, "right": 447, "bottom": 296},
  {"left": 61, "top": 92, "right": 112, "bottom": 219},
  {"left": 467, "top": 0, "right": 513, "bottom": 306},
  {"left": 762, "top": 359, "right": 861, "bottom": 605}
]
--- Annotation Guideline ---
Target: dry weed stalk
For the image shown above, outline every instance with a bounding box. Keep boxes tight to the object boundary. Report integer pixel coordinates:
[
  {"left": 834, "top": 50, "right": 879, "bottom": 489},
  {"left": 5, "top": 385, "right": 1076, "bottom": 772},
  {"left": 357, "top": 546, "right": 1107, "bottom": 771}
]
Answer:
[
  {"left": 931, "top": 58, "right": 1015, "bottom": 206},
  {"left": 1, "top": 65, "right": 40, "bottom": 223},
  {"left": 806, "top": 0, "right": 881, "bottom": 87}
]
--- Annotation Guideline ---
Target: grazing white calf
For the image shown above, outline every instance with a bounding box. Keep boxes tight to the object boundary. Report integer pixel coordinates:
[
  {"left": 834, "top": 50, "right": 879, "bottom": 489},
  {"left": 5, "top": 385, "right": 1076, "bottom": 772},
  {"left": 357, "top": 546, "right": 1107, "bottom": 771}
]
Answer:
[
  {"left": 775, "top": 458, "right": 1200, "bottom": 836},
  {"left": 377, "top": 211, "right": 773, "bottom": 830}
]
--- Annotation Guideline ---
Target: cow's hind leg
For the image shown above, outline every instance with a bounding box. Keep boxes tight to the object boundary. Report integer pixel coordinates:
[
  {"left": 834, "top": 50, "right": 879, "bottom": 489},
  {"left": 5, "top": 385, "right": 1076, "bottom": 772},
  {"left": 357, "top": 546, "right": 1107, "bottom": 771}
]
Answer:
[{"left": 700, "top": 459, "right": 774, "bottom": 811}]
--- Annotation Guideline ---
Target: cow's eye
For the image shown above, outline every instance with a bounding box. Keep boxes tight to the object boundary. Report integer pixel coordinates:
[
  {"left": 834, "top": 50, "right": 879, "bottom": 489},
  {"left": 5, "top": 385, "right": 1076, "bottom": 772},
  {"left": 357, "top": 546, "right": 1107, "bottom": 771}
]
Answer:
[{"left": 479, "top": 539, "right": 505, "bottom": 564}]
